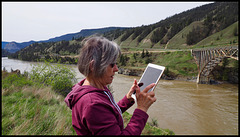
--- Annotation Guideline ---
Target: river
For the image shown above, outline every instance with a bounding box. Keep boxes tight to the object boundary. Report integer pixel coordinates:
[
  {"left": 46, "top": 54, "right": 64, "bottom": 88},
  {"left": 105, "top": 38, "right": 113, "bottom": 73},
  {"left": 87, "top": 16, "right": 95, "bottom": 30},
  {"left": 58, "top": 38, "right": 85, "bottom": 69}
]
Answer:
[{"left": 1, "top": 57, "right": 238, "bottom": 135}]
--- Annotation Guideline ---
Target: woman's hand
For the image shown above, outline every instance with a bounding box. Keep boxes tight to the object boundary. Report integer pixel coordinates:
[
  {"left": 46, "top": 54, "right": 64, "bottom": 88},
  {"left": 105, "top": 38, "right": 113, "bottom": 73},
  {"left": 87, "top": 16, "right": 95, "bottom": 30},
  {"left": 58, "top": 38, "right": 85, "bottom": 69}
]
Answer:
[
  {"left": 135, "top": 83, "right": 156, "bottom": 112},
  {"left": 126, "top": 79, "right": 139, "bottom": 102}
]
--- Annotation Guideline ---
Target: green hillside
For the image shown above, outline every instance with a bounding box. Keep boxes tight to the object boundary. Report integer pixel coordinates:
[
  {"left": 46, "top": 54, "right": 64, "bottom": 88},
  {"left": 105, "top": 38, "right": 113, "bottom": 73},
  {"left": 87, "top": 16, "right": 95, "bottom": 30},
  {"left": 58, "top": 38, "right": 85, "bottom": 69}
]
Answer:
[
  {"left": 9, "top": 2, "right": 238, "bottom": 66},
  {"left": 160, "top": 21, "right": 239, "bottom": 49},
  {"left": 112, "top": 2, "right": 238, "bottom": 51},
  {"left": 193, "top": 21, "right": 239, "bottom": 48},
  {"left": 139, "top": 27, "right": 159, "bottom": 49},
  {"left": 115, "top": 19, "right": 238, "bottom": 51},
  {"left": 166, "top": 21, "right": 204, "bottom": 49}
]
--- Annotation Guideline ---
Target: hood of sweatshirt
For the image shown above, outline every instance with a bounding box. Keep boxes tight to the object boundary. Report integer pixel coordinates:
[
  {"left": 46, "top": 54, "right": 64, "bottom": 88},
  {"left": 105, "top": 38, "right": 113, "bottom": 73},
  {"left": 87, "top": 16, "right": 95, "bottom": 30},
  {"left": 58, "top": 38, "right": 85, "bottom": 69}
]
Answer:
[{"left": 64, "top": 78, "right": 109, "bottom": 110}]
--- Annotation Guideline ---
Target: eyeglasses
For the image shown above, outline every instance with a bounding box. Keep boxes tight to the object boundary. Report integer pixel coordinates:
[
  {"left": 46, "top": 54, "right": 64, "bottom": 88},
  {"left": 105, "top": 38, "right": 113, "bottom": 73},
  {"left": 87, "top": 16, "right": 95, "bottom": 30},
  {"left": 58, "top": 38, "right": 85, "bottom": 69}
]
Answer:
[{"left": 110, "top": 63, "right": 117, "bottom": 68}]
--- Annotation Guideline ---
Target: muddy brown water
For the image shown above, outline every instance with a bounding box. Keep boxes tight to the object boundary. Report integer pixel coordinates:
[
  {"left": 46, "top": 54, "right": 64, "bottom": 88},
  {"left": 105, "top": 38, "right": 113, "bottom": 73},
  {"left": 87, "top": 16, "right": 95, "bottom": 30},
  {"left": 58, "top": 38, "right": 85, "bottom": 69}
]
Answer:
[{"left": 2, "top": 57, "right": 238, "bottom": 135}]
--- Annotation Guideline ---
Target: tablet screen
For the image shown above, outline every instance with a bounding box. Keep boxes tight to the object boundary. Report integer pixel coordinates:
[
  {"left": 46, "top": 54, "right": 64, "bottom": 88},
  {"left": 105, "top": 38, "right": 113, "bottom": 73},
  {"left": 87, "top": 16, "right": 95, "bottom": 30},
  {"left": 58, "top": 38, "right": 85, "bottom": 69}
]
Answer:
[
  {"left": 132, "top": 63, "right": 165, "bottom": 100},
  {"left": 139, "top": 65, "right": 164, "bottom": 92}
]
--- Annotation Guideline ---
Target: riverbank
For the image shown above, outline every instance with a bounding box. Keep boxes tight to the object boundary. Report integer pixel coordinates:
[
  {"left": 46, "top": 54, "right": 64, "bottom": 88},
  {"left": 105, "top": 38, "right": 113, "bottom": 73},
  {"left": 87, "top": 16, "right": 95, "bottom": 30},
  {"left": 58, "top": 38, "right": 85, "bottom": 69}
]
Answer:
[
  {"left": 118, "top": 67, "right": 239, "bottom": 85},
  {"left": 2, "top": 56, "right": 237, "bottom": 85},
  {"left": 2, "top": 58, "right": 238, "bottom": 135},
  {"left": 5, "top": 48, "right": 238, "bottom": 84},
  {"left": 2, "top": 70, "right": 174, "bottom": 135},
  {"left": 118, "top": 66, "right": 197, "bottom": 80},
  {"left": 116, "top": 50, "right": 238, "bottom": 84}
]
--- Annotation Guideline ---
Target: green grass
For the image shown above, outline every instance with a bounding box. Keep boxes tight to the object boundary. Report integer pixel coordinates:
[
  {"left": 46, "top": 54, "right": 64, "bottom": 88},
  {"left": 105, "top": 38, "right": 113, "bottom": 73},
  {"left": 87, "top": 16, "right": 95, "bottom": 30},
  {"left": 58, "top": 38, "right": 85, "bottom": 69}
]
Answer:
[
  {"left": 2, "top": 71, "right": 174, "bottom": 135},
  {"left": 119, "top": 33, "right": 135, "bottom": 47},
  {"left": 118, "top": 50, "right": 198, "bottom": 77},
  {"left": 167, "top": 21, "right": 204, "bottom": 49},
  {"left": 138, "top": 28, "right": 156, "bottom": 48},
  {"left": 122, "top": 111, "right": 174, "bottom": 135},
  {"left": 117, "top": 21, "right": 238, "bottom": 50},
  {"left": 2, "top": 72, "right": 76, "bottom": 135},
  {"left": 156, "top": 51, "right": 198, "bottom": 76},
  {"left": 193, "top": 21, "right": 238, "bottom": 48}
]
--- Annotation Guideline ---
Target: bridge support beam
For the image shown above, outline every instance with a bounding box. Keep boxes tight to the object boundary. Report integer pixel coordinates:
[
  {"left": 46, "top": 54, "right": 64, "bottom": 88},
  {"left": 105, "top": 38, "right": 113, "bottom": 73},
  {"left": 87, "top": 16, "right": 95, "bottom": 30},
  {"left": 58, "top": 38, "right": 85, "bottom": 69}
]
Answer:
[{"left": 192, "top": 46, "right": 238, "bottom": 84}]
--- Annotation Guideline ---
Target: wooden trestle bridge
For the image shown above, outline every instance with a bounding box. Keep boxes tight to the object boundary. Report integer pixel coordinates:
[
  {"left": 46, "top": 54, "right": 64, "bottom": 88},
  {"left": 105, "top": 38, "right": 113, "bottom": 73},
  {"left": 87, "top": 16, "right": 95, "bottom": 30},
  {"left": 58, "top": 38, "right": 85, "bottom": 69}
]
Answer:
[{"left": 191, "top": 46, "right": 238, "bottom": 84}]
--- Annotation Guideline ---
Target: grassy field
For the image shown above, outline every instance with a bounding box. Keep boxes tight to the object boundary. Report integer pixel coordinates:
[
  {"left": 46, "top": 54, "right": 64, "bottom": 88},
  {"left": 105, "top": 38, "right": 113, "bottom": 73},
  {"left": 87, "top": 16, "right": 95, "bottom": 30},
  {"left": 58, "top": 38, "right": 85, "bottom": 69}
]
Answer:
[
  {"left": 2, "top": 70, "right": 174, "bottom": 135},
  {"left": 2, "top": 71, "right": 76, "bottom": 135}
]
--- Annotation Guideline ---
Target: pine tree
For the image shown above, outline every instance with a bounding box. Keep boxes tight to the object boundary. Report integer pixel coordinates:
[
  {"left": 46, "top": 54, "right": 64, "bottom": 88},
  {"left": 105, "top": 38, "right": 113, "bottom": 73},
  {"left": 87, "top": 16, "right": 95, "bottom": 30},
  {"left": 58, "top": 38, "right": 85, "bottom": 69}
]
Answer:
[{"left": 141, "top": 49, "right": 145, "bottom": 58}]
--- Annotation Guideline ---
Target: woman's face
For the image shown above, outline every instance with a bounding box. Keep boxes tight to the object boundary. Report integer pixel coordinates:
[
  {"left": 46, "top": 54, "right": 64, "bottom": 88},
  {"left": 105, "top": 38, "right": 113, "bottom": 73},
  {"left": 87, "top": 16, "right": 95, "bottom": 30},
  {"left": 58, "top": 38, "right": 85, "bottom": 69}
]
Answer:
[{"left": 100, "top": 63, "right": 118, "bottom": 86}]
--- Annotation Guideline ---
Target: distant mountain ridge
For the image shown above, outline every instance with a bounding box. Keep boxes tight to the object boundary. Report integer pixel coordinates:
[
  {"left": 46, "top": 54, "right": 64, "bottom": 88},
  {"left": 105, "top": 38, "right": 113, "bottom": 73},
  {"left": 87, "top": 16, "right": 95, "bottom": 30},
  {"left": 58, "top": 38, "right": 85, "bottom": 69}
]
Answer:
[
  {"left": 3, "top": 2, "right": 238, "bottom": 54},
  {"left": 1, "top": 42, "right": 9, "bottom": 49},
  {"left": 2, "top": 41, "right": 36, "bottom": 53},
  {"left": 3, "top": 27, "right": 128, "bottom": 53},
  {"left": 44, "top": 27, "right": 128, "bottom": 42}
]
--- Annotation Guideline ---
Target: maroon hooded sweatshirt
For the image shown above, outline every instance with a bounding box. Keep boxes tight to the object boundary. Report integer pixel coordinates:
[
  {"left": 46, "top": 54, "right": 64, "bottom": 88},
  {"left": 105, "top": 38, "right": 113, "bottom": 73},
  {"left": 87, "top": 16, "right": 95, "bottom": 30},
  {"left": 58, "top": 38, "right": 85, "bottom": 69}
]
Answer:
[{"left": 64, "top": 79, "right": 149, "bottom": 135}]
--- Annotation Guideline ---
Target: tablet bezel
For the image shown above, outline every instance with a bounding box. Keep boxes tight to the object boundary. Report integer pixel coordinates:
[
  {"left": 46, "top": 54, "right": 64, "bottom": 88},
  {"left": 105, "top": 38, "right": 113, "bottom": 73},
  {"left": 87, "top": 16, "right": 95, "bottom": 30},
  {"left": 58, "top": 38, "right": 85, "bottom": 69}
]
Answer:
[{"left": 131, "top": 63, "right": 165, "bottom": 100}]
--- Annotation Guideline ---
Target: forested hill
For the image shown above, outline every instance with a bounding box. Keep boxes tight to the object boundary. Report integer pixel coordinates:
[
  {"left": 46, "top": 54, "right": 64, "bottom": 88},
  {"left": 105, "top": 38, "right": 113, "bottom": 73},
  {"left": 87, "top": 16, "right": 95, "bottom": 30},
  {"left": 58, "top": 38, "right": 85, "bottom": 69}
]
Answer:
[
  {"left": 3, "top": 27, "right": 127, "bottom": 53},
  {"left": 111, "top": 2, "right": 238, "bottom": 49},
  {"left": 8, "top": 2, "right": 238, "bottom": 61}
]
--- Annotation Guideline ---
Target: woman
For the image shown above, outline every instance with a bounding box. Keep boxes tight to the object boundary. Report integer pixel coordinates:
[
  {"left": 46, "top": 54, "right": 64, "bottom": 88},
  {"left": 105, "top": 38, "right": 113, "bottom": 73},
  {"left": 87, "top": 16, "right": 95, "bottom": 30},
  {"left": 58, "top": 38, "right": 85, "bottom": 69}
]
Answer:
[{"left": 64, "top": 36, "right": 156, "bottom": 135}]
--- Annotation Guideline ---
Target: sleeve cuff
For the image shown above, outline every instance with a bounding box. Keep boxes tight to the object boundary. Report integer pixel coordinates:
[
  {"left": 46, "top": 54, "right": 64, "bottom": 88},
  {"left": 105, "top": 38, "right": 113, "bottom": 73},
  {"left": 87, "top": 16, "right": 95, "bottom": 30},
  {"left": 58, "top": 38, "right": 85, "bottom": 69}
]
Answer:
[{"left": 134, "top": 108, "right": 149, "bottom": 120}]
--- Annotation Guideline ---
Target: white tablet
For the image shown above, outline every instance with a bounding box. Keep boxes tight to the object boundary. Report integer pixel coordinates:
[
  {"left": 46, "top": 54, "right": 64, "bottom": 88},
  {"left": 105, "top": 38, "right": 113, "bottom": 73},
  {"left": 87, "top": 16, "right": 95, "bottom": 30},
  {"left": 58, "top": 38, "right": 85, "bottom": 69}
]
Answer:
[{"left": 132, "top": 63, "right": 165, "bottom": 100}]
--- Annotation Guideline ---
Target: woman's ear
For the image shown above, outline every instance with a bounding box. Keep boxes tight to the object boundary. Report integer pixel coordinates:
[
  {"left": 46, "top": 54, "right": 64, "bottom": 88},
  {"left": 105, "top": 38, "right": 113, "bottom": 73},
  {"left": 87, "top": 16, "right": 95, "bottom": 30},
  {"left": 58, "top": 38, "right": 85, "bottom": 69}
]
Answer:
[{"left": 89, "top": 60, "right": 94, "bottom": 72}]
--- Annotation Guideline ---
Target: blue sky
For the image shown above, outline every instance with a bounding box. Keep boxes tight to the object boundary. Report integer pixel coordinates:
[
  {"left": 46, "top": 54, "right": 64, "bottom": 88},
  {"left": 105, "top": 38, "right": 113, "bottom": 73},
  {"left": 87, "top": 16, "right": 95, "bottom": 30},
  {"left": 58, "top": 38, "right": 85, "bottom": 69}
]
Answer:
[{"left": 2, "top": 2, "right": 213, "bottom": 42}]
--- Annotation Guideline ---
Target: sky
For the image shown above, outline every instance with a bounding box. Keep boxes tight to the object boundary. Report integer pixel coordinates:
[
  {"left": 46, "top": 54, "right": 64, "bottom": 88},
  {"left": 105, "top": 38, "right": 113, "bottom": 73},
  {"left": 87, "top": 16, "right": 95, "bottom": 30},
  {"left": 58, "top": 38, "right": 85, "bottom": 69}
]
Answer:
[{"left": 2, "top": 1, "right": 213, "bottom": 43}]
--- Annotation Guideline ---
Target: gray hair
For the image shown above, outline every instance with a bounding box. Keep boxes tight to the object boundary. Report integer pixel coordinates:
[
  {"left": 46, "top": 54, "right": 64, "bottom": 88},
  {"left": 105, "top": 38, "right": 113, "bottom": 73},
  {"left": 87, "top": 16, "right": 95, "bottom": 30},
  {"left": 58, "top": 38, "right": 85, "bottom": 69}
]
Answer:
[{"left": 78, "top": 36, "right": 121, "bottom": 78}]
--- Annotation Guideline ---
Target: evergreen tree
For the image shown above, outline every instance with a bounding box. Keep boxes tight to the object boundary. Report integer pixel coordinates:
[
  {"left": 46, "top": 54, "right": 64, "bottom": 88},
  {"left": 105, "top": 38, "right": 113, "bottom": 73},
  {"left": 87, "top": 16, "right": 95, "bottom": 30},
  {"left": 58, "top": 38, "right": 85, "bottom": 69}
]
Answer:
[{"left": 141, "top": 49, "right": 145, "bottom": 58}]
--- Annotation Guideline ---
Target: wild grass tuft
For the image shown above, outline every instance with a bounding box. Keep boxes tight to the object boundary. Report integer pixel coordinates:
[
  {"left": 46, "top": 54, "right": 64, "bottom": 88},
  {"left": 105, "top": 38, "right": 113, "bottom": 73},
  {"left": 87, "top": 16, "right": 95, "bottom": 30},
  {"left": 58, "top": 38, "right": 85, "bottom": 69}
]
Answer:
[{"left": 2, "top": 71, "right": 76, "bottom": 135}]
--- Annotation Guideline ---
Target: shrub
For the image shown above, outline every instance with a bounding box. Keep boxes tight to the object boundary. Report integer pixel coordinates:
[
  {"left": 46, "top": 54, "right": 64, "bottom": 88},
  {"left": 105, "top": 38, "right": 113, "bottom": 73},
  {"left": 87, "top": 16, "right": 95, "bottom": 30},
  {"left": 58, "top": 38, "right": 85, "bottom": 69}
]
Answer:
[
  {"left": 2, "top": 73, "right": 33, "bottom": 89},
  {"left": 52, "top": 76, "right": 73, "bottom": 96},
  {"left": 29, "top": 61, "right": 77, "bottom": 96}
]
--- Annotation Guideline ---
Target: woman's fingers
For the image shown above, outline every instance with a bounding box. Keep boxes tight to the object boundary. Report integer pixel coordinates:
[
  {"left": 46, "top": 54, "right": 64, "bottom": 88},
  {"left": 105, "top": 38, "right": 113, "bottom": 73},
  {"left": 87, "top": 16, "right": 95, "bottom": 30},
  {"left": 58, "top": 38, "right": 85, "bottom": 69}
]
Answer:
[
  {"left": 148, "top": 90, "right": 155, "bottom": 97},
  {"left": 127, "top": 79, "right": 140, "bottom": 100},
  {"left": 136, "top": 84, "right": 157, "bottom": 112},
  {"left": 134, "top": 79, "right": 137, "bottom": 86},
  {"left": 142, "top": 83, "right": 155, "bottom": 93}
]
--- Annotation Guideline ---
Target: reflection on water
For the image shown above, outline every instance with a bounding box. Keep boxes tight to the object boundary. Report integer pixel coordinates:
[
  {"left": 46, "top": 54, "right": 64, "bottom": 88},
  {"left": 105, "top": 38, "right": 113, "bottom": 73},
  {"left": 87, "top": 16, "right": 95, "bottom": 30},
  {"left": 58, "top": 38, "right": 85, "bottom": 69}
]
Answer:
[{"left": 2, "top": 57, "right": 238, "bottom": 135}]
